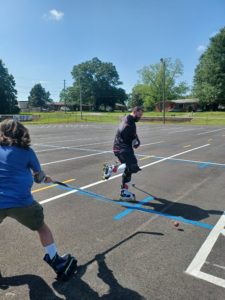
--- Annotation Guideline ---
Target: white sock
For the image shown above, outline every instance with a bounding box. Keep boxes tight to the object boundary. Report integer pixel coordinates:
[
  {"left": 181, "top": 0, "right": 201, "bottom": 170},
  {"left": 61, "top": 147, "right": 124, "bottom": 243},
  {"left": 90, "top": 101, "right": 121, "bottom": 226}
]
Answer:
[
  {"left": 117, "top": 163, "right": 126, "bottom": 172},
  {"left": 44, "top": 243, "right": 57, "bottom": 259}
]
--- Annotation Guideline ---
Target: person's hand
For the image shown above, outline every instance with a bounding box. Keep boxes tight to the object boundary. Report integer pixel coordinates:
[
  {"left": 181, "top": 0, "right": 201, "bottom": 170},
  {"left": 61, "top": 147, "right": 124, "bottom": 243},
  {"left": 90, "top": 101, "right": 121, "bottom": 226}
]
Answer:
[
  {"left": 132, "top": 138, "right": 140, "bottom": 149},
  {"left": 44, "top": 176, "right": 53, "bottom": 183}
]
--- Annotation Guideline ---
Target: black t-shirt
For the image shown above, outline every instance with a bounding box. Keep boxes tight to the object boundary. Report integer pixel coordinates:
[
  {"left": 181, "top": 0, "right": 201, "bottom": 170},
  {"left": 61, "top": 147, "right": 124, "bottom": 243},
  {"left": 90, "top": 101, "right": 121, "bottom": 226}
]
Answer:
[{"left": 113, "top": 115, "right": 138, "bottom": 152}]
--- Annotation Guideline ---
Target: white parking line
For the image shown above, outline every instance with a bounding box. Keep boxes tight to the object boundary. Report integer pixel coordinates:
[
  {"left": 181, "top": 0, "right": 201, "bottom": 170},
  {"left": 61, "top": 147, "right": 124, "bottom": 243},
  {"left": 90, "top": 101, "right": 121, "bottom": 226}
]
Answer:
[
  {"left": 185, "top": 212, "right": 225, "bottom": 288},
  {"left": 37, "top": 143, "right": 110, "bottom": 154},
  {"left": 33, "top": 137, "right": 100, "bottom": 143},
  {"left": 41, "top": 151, "right": 111, "bottom": 166},
  {"left": 36, "top": 141, "right": 112, "bottom": 153},
  {"left": 205, "top": 261, "right": 225, "bottom": 271},
  {"left": 168, "top": 128, "right": 199, "bottom": 134},
  {"left": 151, "top": 156, "right": 225, "bottom": 167},
  {"left": 197, "top": 128, "right": 225, "bottom": 135},
  {"left": 40, "top": 143, "right": 209, "bottom": 204},
  {"left": 35, "top": 141, "right": 164, "bottom": 154}
]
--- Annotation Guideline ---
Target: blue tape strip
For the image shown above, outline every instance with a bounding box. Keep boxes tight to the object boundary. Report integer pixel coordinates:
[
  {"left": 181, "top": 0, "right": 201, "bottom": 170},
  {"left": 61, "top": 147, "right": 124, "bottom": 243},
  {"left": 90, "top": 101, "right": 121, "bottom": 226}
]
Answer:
[
  {"left": 51, "top": 183, "right": 214, "bottom": 230},
  {"left": 114, "top": 196, "right": 154, "bottom": 220},
  {"left": 153, "top": 156, "right": 225, "bottom": 169},
  {"left": 117, "top": 204, "right": 214, "bottom": 229},
  {"left": 49, "top": 183, "right": 126, "bottom": 205},
  {"left": 199, "top": 163, "right": 210, "bottom": 169}
]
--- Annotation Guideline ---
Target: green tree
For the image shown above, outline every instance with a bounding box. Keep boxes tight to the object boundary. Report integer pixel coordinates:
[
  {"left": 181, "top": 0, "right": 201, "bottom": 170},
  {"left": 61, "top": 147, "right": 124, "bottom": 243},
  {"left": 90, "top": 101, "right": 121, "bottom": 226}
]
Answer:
[
  {"left": 59, "top": 86, "right": 80, "bottom": 110},
  {"left": 129, "top": 85, "right": 145, "bottom": 109},
  {"left": 193, "top": 27, "right": 225, "bottom": 110},
  {"left": 28, "top": 84, "right": 52, "bottom": 108},
  {"left": 137, "top": 58, "right": 189, "bottom": 111},
  {"left": 0, "top": 59, "right": 19, "bottom": 114},
  {"left": 71, "top": 57, "right": 126, "bottom": 110}
]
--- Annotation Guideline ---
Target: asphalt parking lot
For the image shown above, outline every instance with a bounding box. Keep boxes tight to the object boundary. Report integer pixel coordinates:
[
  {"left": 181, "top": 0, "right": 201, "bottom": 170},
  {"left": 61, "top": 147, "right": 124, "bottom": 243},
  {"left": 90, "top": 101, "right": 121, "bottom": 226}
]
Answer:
[{"left": 1, "top": 123, "right": 225, "bottom": 300}]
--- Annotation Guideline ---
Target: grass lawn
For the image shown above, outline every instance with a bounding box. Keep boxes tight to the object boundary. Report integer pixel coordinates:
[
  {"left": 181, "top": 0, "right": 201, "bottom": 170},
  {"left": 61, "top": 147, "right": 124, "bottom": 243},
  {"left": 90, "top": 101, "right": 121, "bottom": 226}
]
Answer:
[{"left": 20, "top": 111, "right": 225, "bottom": 126}]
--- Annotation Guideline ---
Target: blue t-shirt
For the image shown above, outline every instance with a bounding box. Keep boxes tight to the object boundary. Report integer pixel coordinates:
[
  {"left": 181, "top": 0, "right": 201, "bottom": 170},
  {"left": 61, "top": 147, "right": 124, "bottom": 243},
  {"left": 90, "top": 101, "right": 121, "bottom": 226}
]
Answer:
[{"left": 0, "top": 146, "right": 41, "bottom": 208}]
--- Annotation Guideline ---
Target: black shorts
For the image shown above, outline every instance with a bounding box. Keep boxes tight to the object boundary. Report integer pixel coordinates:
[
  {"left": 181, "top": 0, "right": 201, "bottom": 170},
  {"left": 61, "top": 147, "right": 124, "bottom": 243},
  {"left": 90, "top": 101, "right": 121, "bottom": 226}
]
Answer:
[{"left": 114, "top": 149, "right": 137, "bottom": 167}]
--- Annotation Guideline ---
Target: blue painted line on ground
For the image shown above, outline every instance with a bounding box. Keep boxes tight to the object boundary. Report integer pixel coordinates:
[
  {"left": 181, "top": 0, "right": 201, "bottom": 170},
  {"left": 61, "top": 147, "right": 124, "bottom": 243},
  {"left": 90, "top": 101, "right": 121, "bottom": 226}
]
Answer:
[
  {"left": 49, "top": 183, "right": 125, "bottom": 205},
  {"left": 152, "top": 156, "right": 225, "bottom": 169},
  {"left": 127, "top": 206, "right": 214, "bottom": 230},
  {"left": 51, "top": 183, "right": 214, "bottom": 230},
  {"left": 199, "top": 162, "right": 210, "bottom": 169},
  {"left": 114, "top": 196, "right": 154, "bottom": 220}
]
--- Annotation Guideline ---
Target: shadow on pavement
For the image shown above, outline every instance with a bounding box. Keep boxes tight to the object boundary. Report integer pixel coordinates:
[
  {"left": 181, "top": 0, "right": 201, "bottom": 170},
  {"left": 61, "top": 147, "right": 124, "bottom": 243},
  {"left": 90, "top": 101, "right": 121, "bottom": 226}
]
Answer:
[
  {"left": 1, "top": 231, "right": 163, "bottom": 299},
  {"left": 53, "top": 231, "right": 163, "bottom": 299},
  {"left": 0, "top": 273, "right": 61, "bottom": 299},
  {"left": 132, "top": 186, "right": 222, "bottom": 222}
]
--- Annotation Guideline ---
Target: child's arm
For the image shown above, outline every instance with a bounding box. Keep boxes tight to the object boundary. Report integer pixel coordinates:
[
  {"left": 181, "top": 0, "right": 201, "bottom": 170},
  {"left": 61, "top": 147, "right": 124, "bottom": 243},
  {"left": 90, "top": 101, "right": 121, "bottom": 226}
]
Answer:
[{"left": 29, "top": 148, "right": 53, "bottom": 184}]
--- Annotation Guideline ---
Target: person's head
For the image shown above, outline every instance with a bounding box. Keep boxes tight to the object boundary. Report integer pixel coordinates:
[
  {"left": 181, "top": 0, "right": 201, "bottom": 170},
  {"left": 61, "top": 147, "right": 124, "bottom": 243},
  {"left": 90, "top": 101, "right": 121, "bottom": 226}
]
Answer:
[
  {"left": 0, "top": 119, "right": 31, "bottom": 148},
  {"left": 131, "top": 106, "right": 144, "bottom": 122}
]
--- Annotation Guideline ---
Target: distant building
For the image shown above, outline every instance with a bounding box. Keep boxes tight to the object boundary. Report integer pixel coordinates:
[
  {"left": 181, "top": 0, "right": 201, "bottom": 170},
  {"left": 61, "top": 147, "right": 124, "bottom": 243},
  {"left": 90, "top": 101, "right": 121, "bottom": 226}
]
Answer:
[
  {"left": 155, "top": 99, "right": 199, "bottom": 112},
  {"left": 18, "top": 101, "right": 29, "bottom": 112},
  {"left": 115, "top": 103, "right": 127, "bottom": 111},
  {"left": 47, "top": 102, "right": 94, "bottom": 111}
]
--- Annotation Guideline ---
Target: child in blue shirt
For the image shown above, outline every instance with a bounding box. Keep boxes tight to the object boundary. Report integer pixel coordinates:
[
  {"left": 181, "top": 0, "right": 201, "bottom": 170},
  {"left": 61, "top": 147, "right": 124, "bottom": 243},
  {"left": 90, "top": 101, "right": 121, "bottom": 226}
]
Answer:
[{"left": 0, "top": 119, "right": 77, "bottom": 280}]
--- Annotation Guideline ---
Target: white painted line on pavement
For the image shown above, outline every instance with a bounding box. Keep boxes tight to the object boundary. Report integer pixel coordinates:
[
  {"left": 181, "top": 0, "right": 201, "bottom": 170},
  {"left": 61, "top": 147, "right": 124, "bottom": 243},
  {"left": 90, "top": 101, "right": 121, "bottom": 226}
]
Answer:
[
  {"left": 33, "top": 137, "right": 100, "bottom": 144},
  {"left": 36, "top": 141, "right": 112, "bottom": 153},
  {"left": 140, "top": 141, "right": 164, "bottom": 147},
  {"left": 205, "top": 261, "right": 225, "bottom": 271},
  {"left": 41, "top": 151, "right": 111, "bottom": 166},
  {"left": 197, "top": 128, "right": 225, "bottom": 135},
  {"left": 151, "top": 155, "right": 225, "bottom": 167},
  {"left": 168, "top": 128, "right": 198, "bottom": 134},
  {"left": 36, "top": 140, "right": 164, "bottom": 153},
  {"left": 40, "top": 143, "right": 210, "bottom": 204},
  {"left": 185, "top": 212, "right": 225, "bottom": 288}
]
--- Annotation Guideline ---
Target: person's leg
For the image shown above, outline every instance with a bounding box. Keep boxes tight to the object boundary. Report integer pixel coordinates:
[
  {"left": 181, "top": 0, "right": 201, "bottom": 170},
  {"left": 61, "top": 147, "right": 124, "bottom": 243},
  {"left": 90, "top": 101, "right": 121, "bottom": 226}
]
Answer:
[
  {"left": 8, "top": 202, "right": 57, "bottom": 259},
  {"left": 102, "top": 153, "right": 126, "bottom": 180},
  {"left": 121, "top": 167, "right": 132, "bottom": 189},
  {"left": 8, "top": 202, "right": 77, "bottom": 278},
  {"left": 121, "top": 150, "right": 140, "bottom": 186},
  {"left": 120, "top": 151, "right": 141, "bottom": 201},
  {"left": 37, "top": 222, "right": 59, "bottom": 259},
  {"left": 37, "top": 222, "right": 54, "bottom": 246}
]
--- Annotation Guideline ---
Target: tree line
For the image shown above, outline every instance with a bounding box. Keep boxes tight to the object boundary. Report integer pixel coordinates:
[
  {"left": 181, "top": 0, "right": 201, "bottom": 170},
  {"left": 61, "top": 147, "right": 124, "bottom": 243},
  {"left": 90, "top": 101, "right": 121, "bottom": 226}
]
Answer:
[{"left": 0, "top": 26, "right": 225, "bottom": 114}]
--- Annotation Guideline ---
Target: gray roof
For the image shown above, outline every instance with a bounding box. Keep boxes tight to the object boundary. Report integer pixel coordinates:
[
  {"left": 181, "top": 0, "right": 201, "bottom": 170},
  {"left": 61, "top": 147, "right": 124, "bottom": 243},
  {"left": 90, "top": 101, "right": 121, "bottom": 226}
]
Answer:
[{"left": 170, "top": 99, "right": 199, "bottom": 104}]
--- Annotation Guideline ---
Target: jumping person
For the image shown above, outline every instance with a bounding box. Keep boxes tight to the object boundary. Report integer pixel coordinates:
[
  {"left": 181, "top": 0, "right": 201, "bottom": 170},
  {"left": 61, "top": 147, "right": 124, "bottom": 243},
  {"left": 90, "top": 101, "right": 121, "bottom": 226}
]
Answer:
[
  {"left": 0, "top": 119, "right": 77, "bottom": 280},
  {"left": 103, "top": 106, "right": 144, "bottom": 201}
]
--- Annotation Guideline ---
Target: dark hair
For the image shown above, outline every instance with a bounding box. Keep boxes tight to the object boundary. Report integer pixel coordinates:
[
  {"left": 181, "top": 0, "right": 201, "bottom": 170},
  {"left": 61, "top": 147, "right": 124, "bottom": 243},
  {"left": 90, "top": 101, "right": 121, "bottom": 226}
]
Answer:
[
  {"left": 0, "top": 119, "right": 31, "bottom": 148},
  {"left": 132, "top": 106, "right": 144, "bottom": 113}
]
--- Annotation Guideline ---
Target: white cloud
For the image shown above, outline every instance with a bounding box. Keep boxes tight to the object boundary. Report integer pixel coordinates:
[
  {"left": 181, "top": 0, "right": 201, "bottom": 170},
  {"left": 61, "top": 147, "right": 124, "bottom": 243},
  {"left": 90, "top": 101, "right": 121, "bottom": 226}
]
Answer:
[
  {"left": 44, "top": 9, "right": 64, "bottom": 21},
  {"left": 197, "top": 45, "right": 206, "bottom": 53}
]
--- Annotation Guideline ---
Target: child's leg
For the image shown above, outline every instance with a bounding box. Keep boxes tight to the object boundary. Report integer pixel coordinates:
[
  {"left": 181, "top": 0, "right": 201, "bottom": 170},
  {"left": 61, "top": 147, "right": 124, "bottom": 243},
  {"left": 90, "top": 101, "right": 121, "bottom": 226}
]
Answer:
[
  {"left": 37, "top": 222, "right": 58, "bottom": 259},
  {"left": 7, "top": 202, "right": 77, "bottom": 279},
  {"left": 37, "top": 222, "right": 54, "bottom": 246}
]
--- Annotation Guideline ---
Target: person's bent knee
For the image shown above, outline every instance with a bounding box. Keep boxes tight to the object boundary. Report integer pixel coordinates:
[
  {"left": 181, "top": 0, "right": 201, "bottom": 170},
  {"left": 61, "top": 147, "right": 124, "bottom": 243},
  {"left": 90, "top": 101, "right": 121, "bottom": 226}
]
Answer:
[{"left": 128, "top": 164, "right": 141, "bottom": 174}]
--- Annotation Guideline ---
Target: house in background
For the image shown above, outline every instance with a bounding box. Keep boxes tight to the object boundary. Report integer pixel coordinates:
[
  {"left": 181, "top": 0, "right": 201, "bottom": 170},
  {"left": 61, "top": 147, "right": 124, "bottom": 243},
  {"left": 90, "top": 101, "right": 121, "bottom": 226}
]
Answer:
[
  {"left": 155, "top": 99, "right": 200, "bottom": 112},
  {"left": 18, "top": 101, "right": 29, "bottom": 112}
]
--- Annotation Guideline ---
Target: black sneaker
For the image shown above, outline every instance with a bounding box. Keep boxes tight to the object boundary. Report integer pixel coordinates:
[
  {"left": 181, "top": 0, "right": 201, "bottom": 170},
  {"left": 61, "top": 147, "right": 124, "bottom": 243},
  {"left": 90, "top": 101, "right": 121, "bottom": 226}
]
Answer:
[{"left": 44, "top": 253, "right": 77, "bottom": 280}]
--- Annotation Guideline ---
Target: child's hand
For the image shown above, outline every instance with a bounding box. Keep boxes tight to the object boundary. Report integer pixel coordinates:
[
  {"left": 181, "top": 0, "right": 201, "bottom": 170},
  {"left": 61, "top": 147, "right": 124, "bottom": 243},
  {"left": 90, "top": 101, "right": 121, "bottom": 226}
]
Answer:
[{"left": 44, "top": 176, "right": 53, "bottom": 183}]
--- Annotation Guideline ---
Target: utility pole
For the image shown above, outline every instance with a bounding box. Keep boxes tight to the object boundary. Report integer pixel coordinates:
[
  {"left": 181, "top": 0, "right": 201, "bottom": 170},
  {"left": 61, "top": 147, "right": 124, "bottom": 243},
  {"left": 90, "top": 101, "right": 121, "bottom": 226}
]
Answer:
[
  {"left": 63, "top": 79, "right": 66, "bottom": 113},
  {"left": 160, "top": 58, "right": 166, "bottom": 124},
  {"left": 79, "top": 75, "right": 83, "bottom": 120}
]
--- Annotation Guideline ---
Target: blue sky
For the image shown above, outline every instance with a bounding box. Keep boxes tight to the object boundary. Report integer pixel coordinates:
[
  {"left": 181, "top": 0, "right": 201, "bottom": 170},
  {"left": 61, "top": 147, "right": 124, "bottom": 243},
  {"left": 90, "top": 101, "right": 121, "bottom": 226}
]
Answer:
[{"left": 0, "top": 0, "right": 224, "bottom": 101}]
